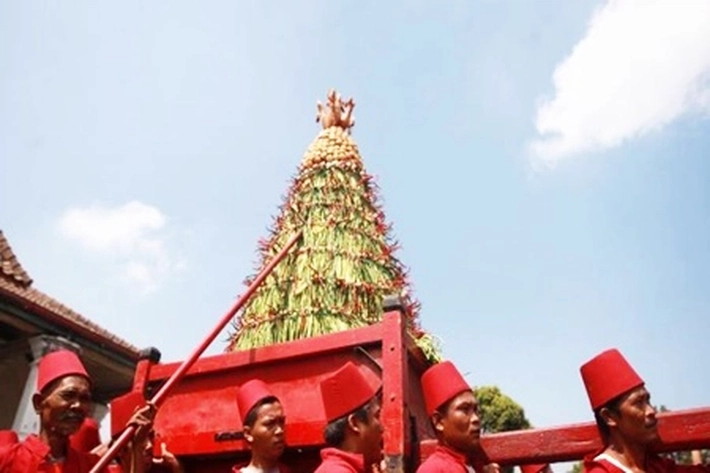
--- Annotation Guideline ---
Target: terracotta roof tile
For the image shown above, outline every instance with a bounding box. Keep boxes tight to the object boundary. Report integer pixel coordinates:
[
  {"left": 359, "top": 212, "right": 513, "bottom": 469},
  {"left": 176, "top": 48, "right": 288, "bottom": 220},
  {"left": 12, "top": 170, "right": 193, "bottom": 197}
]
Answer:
[
  {"left": 0, "top": 231, "right": 33, "bottom": 287},
  {"left": 0, "top": 230, "right": 139, "bottom": 358}
]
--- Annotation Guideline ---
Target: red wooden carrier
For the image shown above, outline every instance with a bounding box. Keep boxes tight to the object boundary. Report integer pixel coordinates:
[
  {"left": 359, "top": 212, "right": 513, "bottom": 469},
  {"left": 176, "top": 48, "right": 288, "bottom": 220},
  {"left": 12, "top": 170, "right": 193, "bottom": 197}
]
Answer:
[
  {"left": 111, "top": 298, "right": 435, "bottom": 473},
  {"left": 110, "top": 300, "right": 710, "bottom": 473}
]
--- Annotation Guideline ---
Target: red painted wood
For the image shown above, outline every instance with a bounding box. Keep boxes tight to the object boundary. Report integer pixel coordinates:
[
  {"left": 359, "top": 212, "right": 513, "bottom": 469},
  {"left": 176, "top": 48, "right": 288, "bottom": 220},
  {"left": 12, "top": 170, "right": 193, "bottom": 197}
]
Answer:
[
  {"left": 149, "top": 321, "right": 385, "bottom": 380},
  {"left": 151, "top": 353, "right": 356, "bottom": 455},
  {"left": 110, "top": 391, "right": 148, "bottom": 438},
  {"left": 109, "top": 357, "right": 155, "bottom": 437},
  {"left": 381, "top": 309, "right": 407, "bottom": 473},
  {"left": 131, "top": 357, "right": 152, "bottom": 393},
  {"left": 112, "top": 310, "right": 439, "bottom": 473},
  {"left": 143, "top": 336, "right": 400, "bottom": 457},
  {"left": 419, "top": 407, "right": 710, "bottom": 466},
  {"left": 108, "top": 307, "right": 710, "bottom": 472}
]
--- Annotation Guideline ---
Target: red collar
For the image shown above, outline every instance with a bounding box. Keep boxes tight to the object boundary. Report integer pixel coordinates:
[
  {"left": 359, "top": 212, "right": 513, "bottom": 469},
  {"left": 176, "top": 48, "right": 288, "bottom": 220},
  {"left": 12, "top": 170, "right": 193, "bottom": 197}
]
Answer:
[
  {"left": 320, "top": 447, "right": 365, "bottom": 472},
  {"left": 434, "top": 444, "right": 470, "bottom": 466}
]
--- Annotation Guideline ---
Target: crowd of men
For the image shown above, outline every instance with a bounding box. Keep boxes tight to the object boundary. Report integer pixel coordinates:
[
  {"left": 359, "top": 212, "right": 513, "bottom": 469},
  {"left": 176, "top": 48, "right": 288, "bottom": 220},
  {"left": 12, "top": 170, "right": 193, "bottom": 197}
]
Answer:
[{"left": 0, "top": 347, "right": 707, "bottom": 473}]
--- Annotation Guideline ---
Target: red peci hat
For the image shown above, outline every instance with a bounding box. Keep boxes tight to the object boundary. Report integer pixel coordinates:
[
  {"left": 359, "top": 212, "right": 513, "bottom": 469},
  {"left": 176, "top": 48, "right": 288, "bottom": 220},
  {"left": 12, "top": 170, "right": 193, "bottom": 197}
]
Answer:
[
  {"left": 237, "top": 379, "right": 278, "bottom": 420},
  {"left": 37, "top": 349, "right": 90, "bottom": 394},
  {"left": 520, "top": 464, "right": 549, "bottom": 473},
  {"left": 320, "top": 361, "right": 380, "bottom": 423},
  {"left": 580, "top": 348, "right": 644, "bottom": 410},
  {"left": 70, "top": 417, "right": 101, "bottom": 452},
  {"left": 421, "top": 361, "right": 471, "bottom": 416}
]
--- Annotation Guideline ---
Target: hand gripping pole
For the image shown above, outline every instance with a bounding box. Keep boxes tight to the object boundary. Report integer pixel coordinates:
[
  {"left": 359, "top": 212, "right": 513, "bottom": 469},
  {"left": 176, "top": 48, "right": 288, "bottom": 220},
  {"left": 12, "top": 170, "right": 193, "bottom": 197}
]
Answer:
[{"left": 90, "top": 230, "right": 303, "bottom": 473}]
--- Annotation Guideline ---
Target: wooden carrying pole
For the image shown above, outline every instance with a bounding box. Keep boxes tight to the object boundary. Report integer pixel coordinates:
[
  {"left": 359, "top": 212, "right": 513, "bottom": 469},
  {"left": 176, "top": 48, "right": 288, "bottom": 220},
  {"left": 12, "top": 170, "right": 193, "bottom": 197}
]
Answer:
[{"left": 90, "top": 230, "right": 303, "bottom": 473}]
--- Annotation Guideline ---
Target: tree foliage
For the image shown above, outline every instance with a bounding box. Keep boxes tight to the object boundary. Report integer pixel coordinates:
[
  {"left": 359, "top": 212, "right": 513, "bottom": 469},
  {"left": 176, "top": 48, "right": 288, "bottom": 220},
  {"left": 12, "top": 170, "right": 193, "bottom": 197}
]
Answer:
[
  {"left": 567, "top": 462, "right": 583, "bottom": 473},
  {"left": 476, "top": 386, "right": 532, "bottom": 473},
  {"left": 475, "top": 385, "right": 531, "bottom": 434}
]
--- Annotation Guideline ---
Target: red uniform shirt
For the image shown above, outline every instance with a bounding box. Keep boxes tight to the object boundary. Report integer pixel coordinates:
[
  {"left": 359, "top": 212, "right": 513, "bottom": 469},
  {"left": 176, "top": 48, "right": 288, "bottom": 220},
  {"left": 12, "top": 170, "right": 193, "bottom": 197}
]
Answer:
[
  {"left": 416, "top": 445, "right": 475, "bottom": 473},
  {"left": 584, "top": 450, "right": 709, "bottom": 473},
  {"left": 0, "top": 434, "right": 109, "bottom": 473},
  {"left": 314, "top": 448, "right": 365, "bottom": 473}
]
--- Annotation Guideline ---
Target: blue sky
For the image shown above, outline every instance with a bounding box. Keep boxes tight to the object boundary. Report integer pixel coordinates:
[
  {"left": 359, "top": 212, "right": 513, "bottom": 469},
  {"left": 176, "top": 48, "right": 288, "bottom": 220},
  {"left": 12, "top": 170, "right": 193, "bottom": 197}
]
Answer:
[{"left": 1, "top": 0, "right": 709, "bottom": 464}]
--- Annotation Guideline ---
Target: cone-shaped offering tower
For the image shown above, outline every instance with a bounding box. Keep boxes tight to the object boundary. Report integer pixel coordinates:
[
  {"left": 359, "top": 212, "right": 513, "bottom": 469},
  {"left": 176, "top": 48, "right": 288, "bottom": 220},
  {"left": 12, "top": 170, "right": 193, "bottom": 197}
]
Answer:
[{"left": 226, "top": 89, "right": 440, "bottom": 362}]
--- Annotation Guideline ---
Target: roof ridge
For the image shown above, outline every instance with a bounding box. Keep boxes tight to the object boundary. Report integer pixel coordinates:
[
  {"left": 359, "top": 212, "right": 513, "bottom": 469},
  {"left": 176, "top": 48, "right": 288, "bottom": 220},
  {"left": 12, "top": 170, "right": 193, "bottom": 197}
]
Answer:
[
  {"left": 0, "top": 230, "right": 33, "bottom": 288},
  {"left": 0, "top": 279, "right": 140, "bottom": 357},
  {"left": 0, "top": 230, "right": 139, "bottom": 357}
]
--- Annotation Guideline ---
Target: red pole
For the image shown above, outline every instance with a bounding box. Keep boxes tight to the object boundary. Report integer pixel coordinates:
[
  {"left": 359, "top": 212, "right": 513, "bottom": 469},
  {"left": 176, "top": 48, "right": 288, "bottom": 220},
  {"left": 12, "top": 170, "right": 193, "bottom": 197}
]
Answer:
[{"left": 90, "top": 230, "right": 303, "bottom": 473}]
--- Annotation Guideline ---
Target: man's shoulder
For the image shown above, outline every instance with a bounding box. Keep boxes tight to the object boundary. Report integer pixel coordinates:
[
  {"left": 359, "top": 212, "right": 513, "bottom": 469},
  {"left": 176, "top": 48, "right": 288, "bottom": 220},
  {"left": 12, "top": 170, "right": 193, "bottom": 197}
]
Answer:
[
  {"left": 416, "top": 452, "right": 467, "bottom": 473},
  {"left": 0, "top": 441, "right": 19, "bottom": 464},
  {"left": 582, "top": 452, "right": 622, "bottom": 473},
  {"left": 314, "top": 456, "right": 360, "bottom": 473},
  {"left": 582, "top": 461, "right": 616, "bottom": 473},
  {"left": 314, "top": 448, "right": 365, "bottom": 473},
  {"left": 583, "top": 450, "right": 664, "bottom": 473},
  {"left": 0, "top": 437, "right": 36, "bottom": 460},
  {"left": 0, "top": 442, "right": 18, "bottom": 456},
  {"left": 0, "top": 439, "right": 38, "bottom": 472},
  {"left": 313, "top": 461, "right": 357, "bottom": 473}
]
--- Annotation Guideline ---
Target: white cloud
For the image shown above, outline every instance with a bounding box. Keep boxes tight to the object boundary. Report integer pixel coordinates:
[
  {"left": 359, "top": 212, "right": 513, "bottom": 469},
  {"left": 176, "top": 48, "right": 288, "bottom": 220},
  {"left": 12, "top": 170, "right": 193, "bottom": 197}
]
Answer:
[
  {"left": 58, "top": 201, "right": 186, "bottom": 294},
  {"left": 530, "top": 0, "right": 710, "bottom": 165}
]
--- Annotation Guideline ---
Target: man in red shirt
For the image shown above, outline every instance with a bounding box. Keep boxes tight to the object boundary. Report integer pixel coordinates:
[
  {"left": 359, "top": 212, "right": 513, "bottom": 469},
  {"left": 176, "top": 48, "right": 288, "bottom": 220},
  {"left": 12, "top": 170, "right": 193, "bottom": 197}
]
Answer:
[
  {"left": 0, "top": 349, "right": 155, "bottom": 473},
  {"left": 314, "top": 361, "right": 383, "bottom": 473},
  {"left": 580, "top": 348, "right": 709, "bottom": 473},
  {"left": 417, "top": 361, "right": 498, "bottom": 473},
  {"left": 231, "top": 378, "right": 289, "bottom": 473}
]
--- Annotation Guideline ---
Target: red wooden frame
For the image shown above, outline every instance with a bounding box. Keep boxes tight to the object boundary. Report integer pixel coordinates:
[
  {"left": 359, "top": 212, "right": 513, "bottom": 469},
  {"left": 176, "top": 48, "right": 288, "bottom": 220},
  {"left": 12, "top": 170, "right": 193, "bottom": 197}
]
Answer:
[
  {"left": 420, "top": 407, "right": 710, "bottom": 466},
  {"left": 110, "top": 308, "right": 710, "bottom": 472},
  {"left": 111, "top": 307, "right": 434, "bottom": 472}
]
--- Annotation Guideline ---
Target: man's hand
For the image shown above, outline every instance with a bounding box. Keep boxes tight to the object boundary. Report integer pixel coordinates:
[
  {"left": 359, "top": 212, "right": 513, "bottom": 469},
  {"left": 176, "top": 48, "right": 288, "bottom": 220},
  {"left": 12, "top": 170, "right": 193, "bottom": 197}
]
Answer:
[
  {"left": 120, "top": 403, "right": 157, "bottom": 473},
  {"left": 151, "top": 442, "right": 184, "bottom": 473},
  {"left": 90, "top": 442, "right": 109, "bottom": 456},
  {"left": 128, "top": 403, "right": 157, "bottom": 444}
]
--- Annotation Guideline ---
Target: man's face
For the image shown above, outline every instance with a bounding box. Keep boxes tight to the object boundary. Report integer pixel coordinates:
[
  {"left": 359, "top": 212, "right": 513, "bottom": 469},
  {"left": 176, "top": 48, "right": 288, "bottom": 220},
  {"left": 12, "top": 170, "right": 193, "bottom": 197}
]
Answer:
[
  {"left": 608, "top": 386, "right": 659, "bottom": 446},
  {"left": 355, "top": 397, "right": 384, "bottom": 469},
  {"left": 434, "top": 390, "right": 481, "bottom": 455},
  {"left": 245, "top": 401, "right": 286, "bottom": 462},
  {"left": 33, "top": 375, "right": 92, "bottom": 438}
]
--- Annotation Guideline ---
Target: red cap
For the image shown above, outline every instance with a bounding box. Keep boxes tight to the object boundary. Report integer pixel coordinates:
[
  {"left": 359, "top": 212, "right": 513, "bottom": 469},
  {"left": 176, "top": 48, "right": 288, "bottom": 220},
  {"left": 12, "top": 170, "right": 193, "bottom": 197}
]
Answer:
[
  {"left": 0, "top": 430, "right": 18, "bottom": 446},
  {"left": 37, "top": 349, "right": 90, "bottom": 393},
  {"left": 520, "top": 464, "right": 549, "bottom": 473},
  {"left": 237, "top": 379, "right": 277, "bottom": 420},
  {"left": 580, "top": 348, "right": 644, "bottom": 410},
  {"left": 320, "top": 361, "right": 380, "bottom": 422},
  {"left": 421, "top": 361, "right": 471, "bottom": 416},
  {"left": 69, "top": 417, "right": 101, "bottom": 452}
]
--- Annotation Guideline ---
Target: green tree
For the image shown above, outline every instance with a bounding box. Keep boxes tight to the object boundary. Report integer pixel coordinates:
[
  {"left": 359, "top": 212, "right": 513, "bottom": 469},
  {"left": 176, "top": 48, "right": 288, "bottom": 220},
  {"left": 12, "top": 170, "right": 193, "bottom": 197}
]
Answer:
[
  {"left": 226, "top": 90, "right": 440, "bottom": 361},
  {"left": 567, "top": 462, "right": 583, "bottom": 473},
  {"left": 476, "top": 385, "right": 531, "bottom": 434},
  {"left": 476, "top": 386, "right": 532, "bottom": 473}
]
